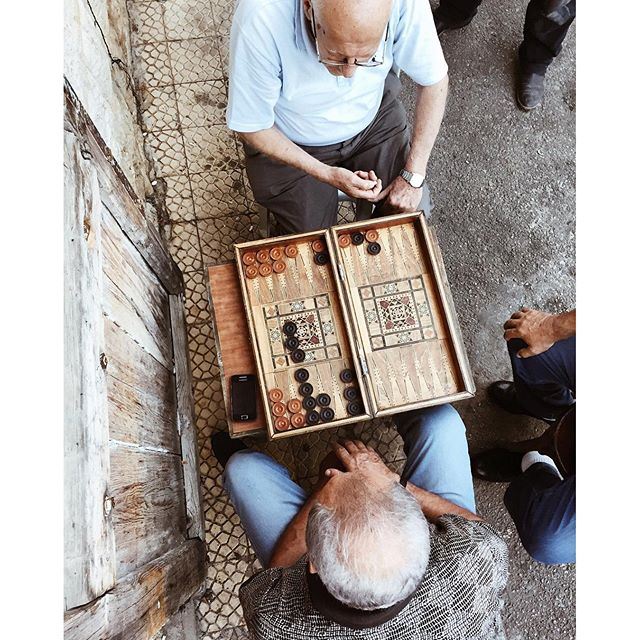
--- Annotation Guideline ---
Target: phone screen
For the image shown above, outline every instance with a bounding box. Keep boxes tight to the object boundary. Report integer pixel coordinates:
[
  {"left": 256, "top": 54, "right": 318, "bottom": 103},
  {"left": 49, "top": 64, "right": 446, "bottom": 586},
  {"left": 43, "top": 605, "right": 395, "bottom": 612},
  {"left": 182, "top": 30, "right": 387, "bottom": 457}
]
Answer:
[{"left": 230, "top": 374, "right": 257, "bottom": 422}]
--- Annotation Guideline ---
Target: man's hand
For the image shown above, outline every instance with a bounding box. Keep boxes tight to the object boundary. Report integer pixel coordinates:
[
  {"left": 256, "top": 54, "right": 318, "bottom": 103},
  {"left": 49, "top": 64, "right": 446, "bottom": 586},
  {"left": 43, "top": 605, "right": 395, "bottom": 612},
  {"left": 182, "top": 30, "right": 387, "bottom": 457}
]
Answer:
[
  {"left": 329, "top": 167, "right": 382, "bottom": 201},
  {"left": 326, "top": 440, "right": 399, "bottom": 483},
  {"left": 373, "top": 175, "right": 423, "bottom": 215},
  {"left": 503, "top": 308, "right": 559, "bottom": 358}
]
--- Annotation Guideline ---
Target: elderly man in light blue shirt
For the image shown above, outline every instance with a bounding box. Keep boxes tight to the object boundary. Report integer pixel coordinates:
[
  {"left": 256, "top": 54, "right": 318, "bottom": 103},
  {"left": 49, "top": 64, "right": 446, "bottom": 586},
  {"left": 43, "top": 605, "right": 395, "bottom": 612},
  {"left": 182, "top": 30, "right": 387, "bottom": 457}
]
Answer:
[{"left": 227, "top": 0, "right": 449, "bottom": 233}]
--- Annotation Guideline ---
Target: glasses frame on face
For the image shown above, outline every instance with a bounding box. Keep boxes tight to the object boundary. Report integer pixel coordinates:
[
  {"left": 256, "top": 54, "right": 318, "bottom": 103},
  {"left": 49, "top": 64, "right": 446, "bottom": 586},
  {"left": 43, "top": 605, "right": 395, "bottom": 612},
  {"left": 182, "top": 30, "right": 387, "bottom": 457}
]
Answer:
[{"left": 309, "top": 4, "right": 389, "bottom": 68}]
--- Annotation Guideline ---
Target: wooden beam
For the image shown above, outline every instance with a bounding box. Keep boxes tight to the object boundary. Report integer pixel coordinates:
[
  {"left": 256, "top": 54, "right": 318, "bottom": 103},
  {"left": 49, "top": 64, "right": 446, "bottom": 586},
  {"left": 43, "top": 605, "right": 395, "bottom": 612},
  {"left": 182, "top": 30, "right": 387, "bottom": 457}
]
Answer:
[
  {"left": 169, "top": 296, "right": 205, "bottom": 540},
  {"left": 64, "top": 80, "right": 184, "bottom": 295},
  {"left": 64, "top": 127, "right": 116, "bottom": 609},
  {"left": 162, "top": 599, "right": 200, "bottom": 640},
  {"left": 64, "top": 539, "right": 207, "bottom": 640}
]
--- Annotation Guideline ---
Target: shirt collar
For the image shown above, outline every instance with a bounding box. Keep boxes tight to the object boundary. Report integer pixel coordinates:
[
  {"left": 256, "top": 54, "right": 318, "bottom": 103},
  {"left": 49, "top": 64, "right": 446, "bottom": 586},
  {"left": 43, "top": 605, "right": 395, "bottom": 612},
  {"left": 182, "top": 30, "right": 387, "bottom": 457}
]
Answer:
[{"left": 294, "top": 0, "right": 317, "bottom": 55}]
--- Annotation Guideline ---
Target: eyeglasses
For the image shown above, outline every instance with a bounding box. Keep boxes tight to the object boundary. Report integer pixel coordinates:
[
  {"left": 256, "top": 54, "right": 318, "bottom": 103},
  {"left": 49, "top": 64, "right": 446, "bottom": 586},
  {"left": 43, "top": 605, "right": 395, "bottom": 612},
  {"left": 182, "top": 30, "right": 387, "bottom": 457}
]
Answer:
[{"left": 309, "top": 5, "right": 389, "bottom": 68}]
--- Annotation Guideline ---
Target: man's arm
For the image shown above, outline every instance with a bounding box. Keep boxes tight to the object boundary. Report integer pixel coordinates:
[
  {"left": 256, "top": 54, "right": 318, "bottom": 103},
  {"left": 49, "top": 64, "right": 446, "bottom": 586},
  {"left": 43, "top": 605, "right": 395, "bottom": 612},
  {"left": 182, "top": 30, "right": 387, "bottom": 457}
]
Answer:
[
  {"left": 267, "top": 496, "right": 314, "bottom": 569},
  {"left": 503, "top": 307, "right": 576, "bottom": 358},
  {"left": 405, "top": 482, "right": 484, "bottom": 523},
  {"left": 373, "top": 74, "right": 449, "bottom": 213},
  {"left": 239, "top": 127, "right": 384, "bottom": 201}
]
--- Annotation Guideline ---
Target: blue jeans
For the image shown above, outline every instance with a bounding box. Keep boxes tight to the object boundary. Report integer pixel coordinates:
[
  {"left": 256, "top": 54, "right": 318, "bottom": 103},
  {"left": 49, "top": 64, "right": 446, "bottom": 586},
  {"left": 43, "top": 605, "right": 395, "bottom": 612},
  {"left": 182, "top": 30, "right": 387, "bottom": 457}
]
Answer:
[
  {"left": 504, "top": 337, "right": 576, "bottom": 564},
  {"left": 223, "top": 404, "right": 476, "bottom": 566}
]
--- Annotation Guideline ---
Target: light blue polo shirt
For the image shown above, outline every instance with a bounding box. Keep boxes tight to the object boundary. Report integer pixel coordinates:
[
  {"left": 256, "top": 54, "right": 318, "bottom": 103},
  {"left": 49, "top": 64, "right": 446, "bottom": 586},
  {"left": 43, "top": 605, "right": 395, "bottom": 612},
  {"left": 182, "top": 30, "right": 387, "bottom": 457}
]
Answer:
[{"left": 227, "top": 0, "right": 448, "bottom": 146}]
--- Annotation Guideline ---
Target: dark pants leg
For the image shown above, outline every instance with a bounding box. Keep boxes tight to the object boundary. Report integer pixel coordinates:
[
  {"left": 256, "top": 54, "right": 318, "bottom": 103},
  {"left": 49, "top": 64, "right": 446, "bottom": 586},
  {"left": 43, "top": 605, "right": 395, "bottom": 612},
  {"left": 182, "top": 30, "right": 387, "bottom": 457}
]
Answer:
[
  {"left": 504, "top": 463, "right": 575, "bottom": 564},
  {"left": 508, "top": 335, "right": 575, "bottom": 421},
  {"left": 519, "top": 0, "right": 576, "bottom": 74},
  {"left": 243, "top": 73, "right": 429, "bottom": 234},
  {"left": 436, "top": 0, "right": 483, "bottom": 22},
  {"left": 340, "top": 72, "right": 432, "bottom": 219}
]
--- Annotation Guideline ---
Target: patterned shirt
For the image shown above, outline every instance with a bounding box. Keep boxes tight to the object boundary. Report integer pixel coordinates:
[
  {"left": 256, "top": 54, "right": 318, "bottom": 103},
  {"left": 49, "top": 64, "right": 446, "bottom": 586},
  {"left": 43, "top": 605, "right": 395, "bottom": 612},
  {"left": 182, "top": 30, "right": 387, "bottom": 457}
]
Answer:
[{"left": 239, "top": 515, "right": 509, "bottom": 640}]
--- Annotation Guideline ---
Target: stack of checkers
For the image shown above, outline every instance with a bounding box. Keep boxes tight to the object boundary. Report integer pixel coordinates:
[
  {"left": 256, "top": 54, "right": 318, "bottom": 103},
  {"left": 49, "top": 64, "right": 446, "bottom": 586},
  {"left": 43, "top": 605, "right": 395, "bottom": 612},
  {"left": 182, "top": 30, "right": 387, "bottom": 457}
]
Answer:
[
  {"left": 310, "top": 238, "right": 330, "bottom": 266},
  {"left": 242, "top": 244, "right": 298, "bottom": 279},
  {"left": 282, "top": 320, "right": 305, "bottom": 364},
  {"left": 339, "top": 367, "right": 364, "bottom": 416},
  {"left": 338, "top": 229, "right": 381, "bottom": 255}
]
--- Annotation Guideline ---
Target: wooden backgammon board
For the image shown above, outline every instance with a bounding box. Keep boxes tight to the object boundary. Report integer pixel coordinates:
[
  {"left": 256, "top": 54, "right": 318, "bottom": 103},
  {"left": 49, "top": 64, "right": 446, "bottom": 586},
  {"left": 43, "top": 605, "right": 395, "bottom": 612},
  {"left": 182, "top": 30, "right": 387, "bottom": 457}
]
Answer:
[{"left": 208, "top": 211, "right": 475, "bottom": 440}]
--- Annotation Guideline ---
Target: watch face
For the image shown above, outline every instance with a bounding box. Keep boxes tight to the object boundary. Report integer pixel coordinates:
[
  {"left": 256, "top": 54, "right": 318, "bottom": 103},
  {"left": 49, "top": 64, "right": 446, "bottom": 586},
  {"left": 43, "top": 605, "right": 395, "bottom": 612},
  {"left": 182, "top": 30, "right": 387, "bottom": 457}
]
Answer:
[{"left": 409, "top": 174, "right": 424, "bottom": 188}]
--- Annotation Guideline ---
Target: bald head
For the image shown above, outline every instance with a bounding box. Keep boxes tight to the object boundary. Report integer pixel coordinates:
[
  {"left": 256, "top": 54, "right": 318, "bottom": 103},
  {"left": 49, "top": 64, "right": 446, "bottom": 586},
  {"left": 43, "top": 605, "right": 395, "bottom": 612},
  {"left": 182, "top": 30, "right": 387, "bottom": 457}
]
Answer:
[{"left": 303, "top": 0, "right": 392, "bottom": 76}]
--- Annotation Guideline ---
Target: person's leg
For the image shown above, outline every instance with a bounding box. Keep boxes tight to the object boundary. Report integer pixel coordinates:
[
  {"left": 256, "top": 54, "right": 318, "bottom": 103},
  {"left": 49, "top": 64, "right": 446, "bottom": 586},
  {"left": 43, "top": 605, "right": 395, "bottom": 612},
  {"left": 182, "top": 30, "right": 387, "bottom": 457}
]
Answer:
[
  {"left": 342, "top": 72, "right": 432, "bottom": 220},
  {"left": 243, "top": 143, "right": 339, "bottom": 233},
  {"left": 223, "top": 450, "right": 307, "bottom": 566},
  {"left": 519, "top": 0, "right": 576, "bottom": 75},
  {"left": 504, "top": 464, "right": 575, "bottom": 564},
  {"left": 435, "top": 0, "right": 483, "bottom": 24},
  {"left": 394, "top": 404, "right": 476, "bottom": 512},
  {"left": 507, "top": 335, "right": 575, "bottom": 421}
]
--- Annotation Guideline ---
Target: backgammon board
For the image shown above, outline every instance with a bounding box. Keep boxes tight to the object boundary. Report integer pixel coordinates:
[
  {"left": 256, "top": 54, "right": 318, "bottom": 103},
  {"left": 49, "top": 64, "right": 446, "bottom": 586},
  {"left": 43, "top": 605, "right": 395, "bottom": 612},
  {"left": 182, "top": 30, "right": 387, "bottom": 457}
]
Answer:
[{"left": 227, "top": 211, "right": 475, "bottom": 440}]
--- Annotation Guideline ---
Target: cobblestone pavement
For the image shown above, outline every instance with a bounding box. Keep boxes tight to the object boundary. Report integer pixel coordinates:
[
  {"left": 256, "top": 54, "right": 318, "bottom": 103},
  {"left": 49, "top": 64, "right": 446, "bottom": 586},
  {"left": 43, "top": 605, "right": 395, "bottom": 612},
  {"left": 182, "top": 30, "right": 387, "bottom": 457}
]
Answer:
[{"left": 127, "top": 1, "right": 575, "bottom": 638}]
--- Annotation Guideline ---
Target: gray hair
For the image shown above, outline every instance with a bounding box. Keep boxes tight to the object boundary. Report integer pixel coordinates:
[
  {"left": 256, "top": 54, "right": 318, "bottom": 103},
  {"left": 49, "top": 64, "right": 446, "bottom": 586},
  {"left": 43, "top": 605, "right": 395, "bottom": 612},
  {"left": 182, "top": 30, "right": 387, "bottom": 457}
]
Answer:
[{"left": 306, "top": 478, "right": 430, "bottom": 610}]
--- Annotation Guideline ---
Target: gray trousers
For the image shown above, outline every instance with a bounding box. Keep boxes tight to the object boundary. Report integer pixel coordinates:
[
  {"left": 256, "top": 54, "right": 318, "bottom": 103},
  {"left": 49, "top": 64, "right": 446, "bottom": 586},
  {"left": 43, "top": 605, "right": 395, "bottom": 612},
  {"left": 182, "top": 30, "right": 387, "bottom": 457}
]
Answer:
[{"left": 244, "top": 72, "right": 432, "bottom": 234}]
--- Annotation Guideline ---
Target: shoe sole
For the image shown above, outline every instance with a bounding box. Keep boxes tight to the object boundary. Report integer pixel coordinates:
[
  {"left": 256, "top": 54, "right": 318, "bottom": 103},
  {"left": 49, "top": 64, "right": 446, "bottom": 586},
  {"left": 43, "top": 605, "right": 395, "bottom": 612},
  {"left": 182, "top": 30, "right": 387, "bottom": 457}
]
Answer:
[{"left": 437, "top": 15, "right": 475, "bottom": 36}]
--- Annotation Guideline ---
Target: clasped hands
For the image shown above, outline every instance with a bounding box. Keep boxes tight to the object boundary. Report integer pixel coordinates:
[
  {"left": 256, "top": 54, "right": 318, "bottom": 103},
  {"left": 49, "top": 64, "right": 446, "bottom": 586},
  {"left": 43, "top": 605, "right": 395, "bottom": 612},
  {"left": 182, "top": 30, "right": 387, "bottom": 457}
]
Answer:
[{"left": 329, "top": 166, "right": 422, "bottom": 214}]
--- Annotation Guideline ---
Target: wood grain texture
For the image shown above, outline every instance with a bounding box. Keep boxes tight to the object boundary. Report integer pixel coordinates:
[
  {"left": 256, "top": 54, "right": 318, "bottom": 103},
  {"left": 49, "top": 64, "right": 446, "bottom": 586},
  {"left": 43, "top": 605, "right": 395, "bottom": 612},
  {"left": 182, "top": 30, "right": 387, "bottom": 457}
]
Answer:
[
  {"left": 102, "top": 210, "right": 175, "bottom": 370},
  {"left": 110, "top": 443, "right": 187, "bottom": 579},
  {"left": 235, "top": 233, "right": 368, "bottom": 440},
  {"left": 64, "top": 127, "right": 116, "bottom": 610},
  {"left": 169, "top": 295, "right": 205, "bottom": 539},
  {"left": 207, "top": 263, "right": 266, "bottom": 437},
  {"left": 161, "top": 599, "right": 199, "bottom": 640},
  {"left": 105, "top": 319, "right": 179, "bottom": 453},
  {"left": 64, "top": 539, "right": 206, "bottom": 640},
  {"left": 331, "top": 213, "right": 468, "bottom": 413},
  {"left": 64, "top": 81, "right": 184, "bottom": 295}
]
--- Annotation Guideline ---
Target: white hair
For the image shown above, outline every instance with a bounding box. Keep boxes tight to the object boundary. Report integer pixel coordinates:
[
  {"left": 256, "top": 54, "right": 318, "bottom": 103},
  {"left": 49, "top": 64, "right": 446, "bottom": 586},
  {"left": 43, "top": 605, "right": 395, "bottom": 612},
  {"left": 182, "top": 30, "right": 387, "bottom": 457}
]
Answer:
[{"left": 306, "top": 479, "right": 430, "bottom": 610}]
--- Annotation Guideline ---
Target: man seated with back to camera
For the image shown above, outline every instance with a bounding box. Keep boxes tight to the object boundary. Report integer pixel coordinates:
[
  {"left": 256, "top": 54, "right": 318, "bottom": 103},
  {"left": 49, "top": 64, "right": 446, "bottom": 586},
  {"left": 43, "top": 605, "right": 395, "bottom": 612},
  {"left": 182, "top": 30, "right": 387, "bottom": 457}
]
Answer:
[
  {"left": 211, "top": 404, "right": 509, "bottom": 639},
  {"left": 227, "top": 0, "right": 449, "bottom": 233}
]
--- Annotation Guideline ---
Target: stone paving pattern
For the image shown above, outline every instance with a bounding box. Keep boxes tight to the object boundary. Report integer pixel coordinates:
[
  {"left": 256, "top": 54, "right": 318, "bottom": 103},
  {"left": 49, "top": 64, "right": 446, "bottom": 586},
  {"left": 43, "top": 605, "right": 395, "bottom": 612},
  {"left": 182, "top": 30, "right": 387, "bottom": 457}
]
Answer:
[{"left": 127, "top": 1, "right": 576, "bottom": 638}]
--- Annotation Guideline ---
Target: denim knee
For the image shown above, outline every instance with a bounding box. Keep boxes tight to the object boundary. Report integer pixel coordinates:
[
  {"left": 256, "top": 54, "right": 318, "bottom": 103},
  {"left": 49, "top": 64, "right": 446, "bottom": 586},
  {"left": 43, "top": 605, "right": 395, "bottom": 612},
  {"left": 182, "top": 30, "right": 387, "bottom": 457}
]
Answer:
[
  {"left": 223, "top": 450, "right": 264, "bottom": 490},
  {"left": 520, "top": 525, "right": 575, "bottom": 565},
  {"left": 397, "top": 403, "right": 465, "bottom": 440}
]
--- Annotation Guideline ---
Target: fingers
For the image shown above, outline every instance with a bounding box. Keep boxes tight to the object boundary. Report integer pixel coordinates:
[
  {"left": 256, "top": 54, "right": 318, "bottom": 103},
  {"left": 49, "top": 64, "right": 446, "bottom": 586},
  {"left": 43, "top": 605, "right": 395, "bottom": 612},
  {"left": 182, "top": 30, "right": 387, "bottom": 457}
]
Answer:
[
  {"left": 503, "top": 318, "right": 520, "bottom": 330},
  {"left": 372, "top": 184, "right": 391, "bottom": 203},
  {"left": 503, "top": 328, "right": 521, "bottom": 340},
  {"left": 517, "top": 347, "right": 535, "bottom": 359},
  {"left": 343, "top": 440, "right": 360, "bottom": 455},
  {"left": 324, "top": 467, "right": 342, "bottom": 478},
  {"left": 510, "top": 311, "right": 524, "bottom": 320},
  {"left": 331, "top": 441, "right": 352, "bottom": 467},
  {"left": 351, "top": 173, "right": 377, "bottom": 191}
]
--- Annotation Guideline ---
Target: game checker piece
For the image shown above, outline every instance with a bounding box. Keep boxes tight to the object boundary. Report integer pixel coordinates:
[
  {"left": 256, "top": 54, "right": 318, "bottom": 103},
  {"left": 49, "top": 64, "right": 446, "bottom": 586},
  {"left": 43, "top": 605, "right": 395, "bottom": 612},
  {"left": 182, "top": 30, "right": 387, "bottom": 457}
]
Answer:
[
  {"left": 351, "top": 232, "right": 365, "bottom": 245},
  {"left": 299, "top": 382, "right": 314, "bottom": 397},
  {"left": 367, "top": 242, "right": 381, "bottom": 256},
  {"left": 320, "top": 407, "right": 335, "bottom": 422},
  {"left": 339, "top": 368, "right": 354, "bottom": 383},
  {"left": 291, "top": 412, "right": 306, "bottom": 428},
  {"left": 268, "top": 388, "right": 284, "bottom": 403},
  {"left": 306, "top": 410, "right": 320, "bottom": 426},
  {"left": 316, "top": 393, "right": 332, "bottom": 407},
  {"left": 283, "top": 321, "right": 297, "bottom": 336},
  {"left": 274, "top": 416, "right": 289, "bottom": 432},
  {"left": 344, "top": 387, "right": 360, "bottom": 401},
  {"left": 347, "top": 401, "right": 363, "bottom": 416},
  {"left": 302, "top": 396, "right": 317, "bottom": 410},
  {"left": 291, "top": 349, "right": 306, "bottom": 363},
  {"left": 294, "top": 368, "right": 309, "bottom": 383},
  {"left": 314, "top": 252, "right": 329, "bottom": 266}
]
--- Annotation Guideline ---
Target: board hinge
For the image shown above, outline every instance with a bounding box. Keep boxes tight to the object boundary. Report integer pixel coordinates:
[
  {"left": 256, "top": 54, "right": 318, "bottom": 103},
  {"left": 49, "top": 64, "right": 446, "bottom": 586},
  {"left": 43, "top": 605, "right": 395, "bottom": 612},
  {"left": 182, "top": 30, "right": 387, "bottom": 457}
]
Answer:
[
  {"left": 358, "top": 348, "right": 369, "bottom": 376},
  {"left": 337, "top": 263, "right": 346, "bottom": 281}
]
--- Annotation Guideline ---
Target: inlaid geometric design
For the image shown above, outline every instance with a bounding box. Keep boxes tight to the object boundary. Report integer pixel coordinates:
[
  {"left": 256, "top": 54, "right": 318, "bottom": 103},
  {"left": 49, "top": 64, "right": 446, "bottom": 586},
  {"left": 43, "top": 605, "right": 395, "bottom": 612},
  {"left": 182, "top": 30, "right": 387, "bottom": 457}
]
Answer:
[
  {"left": 176, "top": 79, "right": 228, "bottom": 128},
  {"left": 183, "top": 125, "right": 242, "bottom": 174},
  {"left": 360, "top": 277, "right": 435, "bottom": 350},
  {"left": 145, "top": 129, "right": 187, "bottom": 177},
  {"left": 164, "top": 0, "right": 215, "bottom": 41},
  {"left": 263, "top": 296, "right": 340, "bottom": 369},
  {"left": 134, "top": 42, "right": 174, "bottom": 88},
  {"left": 169, "top": 37, "right": 224, "bottom": 84},
  {"left": 128, "top": 1, "right": 166, "bottom": 47},
  {"left": 140, "top": 86, "right": 180, "bottom": 132}
]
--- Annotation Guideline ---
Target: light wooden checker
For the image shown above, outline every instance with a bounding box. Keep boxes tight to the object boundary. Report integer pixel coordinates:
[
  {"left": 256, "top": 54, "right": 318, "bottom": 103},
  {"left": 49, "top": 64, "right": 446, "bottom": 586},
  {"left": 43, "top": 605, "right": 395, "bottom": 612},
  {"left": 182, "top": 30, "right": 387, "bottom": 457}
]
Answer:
[
  {"left": 236, "top": 233, "right": 368, "bottom": 439},
  {"left": 333, "top": 217, "right": 467, "bottom": 414}
]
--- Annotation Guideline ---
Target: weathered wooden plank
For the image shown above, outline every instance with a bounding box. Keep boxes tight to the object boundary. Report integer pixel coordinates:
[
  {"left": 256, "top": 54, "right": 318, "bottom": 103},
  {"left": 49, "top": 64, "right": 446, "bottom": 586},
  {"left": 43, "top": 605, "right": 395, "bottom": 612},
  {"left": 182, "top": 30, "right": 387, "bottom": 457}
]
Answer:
[
  {"left": 64, "top": 539, "right": 207, "bottom": 640},
  {"left": 161, "top": 599, "right": 200, "bottom": 640},
  {"left": 105, "top": 319, "right": 180, "bottom": 453},
  {"left": 110, "top": 443, "right": 187, "bottom": 579},
  {"left": 169, "top": 296, "right": 205, "bottom": 540},
  {"left": 64, "top": 81, "right": 184, "bottom": 295},
  {"left": 102, "top": 210, "right": 175, "bottom": 370},
  {"left": 64, "top": 127, "right": 116, "bottom": 610}
]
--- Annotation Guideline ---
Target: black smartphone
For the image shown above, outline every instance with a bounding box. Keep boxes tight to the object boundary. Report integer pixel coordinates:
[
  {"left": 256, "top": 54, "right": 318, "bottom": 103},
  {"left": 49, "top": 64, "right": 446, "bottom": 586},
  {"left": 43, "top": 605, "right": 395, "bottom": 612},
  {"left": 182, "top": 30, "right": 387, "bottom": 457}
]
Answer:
[{"left": 230, "top": 374, "right": 257, "bottom": 422}]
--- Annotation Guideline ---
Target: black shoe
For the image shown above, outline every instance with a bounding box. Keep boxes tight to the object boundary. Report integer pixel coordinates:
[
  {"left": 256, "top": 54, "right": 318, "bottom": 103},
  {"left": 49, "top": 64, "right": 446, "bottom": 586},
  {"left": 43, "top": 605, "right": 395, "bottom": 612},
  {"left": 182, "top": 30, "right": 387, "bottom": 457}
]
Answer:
[
  {"left": 471, "top": 448, "right": 524, "bottom": 482},
  {"left": 211, "top": 431, "right": 248, "bottom": 468},
  {"left": 433, "top": 7, "right": 476, "bottom": 35},
  {"left": 487, "top": 381, "right": 530, "bottom": 416},
  {"left": 516, "top": 70, "right": 546, "bottom": 110}
]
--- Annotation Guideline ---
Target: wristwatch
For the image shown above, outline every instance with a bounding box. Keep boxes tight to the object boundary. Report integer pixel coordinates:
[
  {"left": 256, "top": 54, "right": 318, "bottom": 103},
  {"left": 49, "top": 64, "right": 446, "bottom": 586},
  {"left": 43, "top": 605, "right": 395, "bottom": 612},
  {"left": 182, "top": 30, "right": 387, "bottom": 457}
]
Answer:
[{"left": 400, "top": 169, "right": 425, "bottom": 189}]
